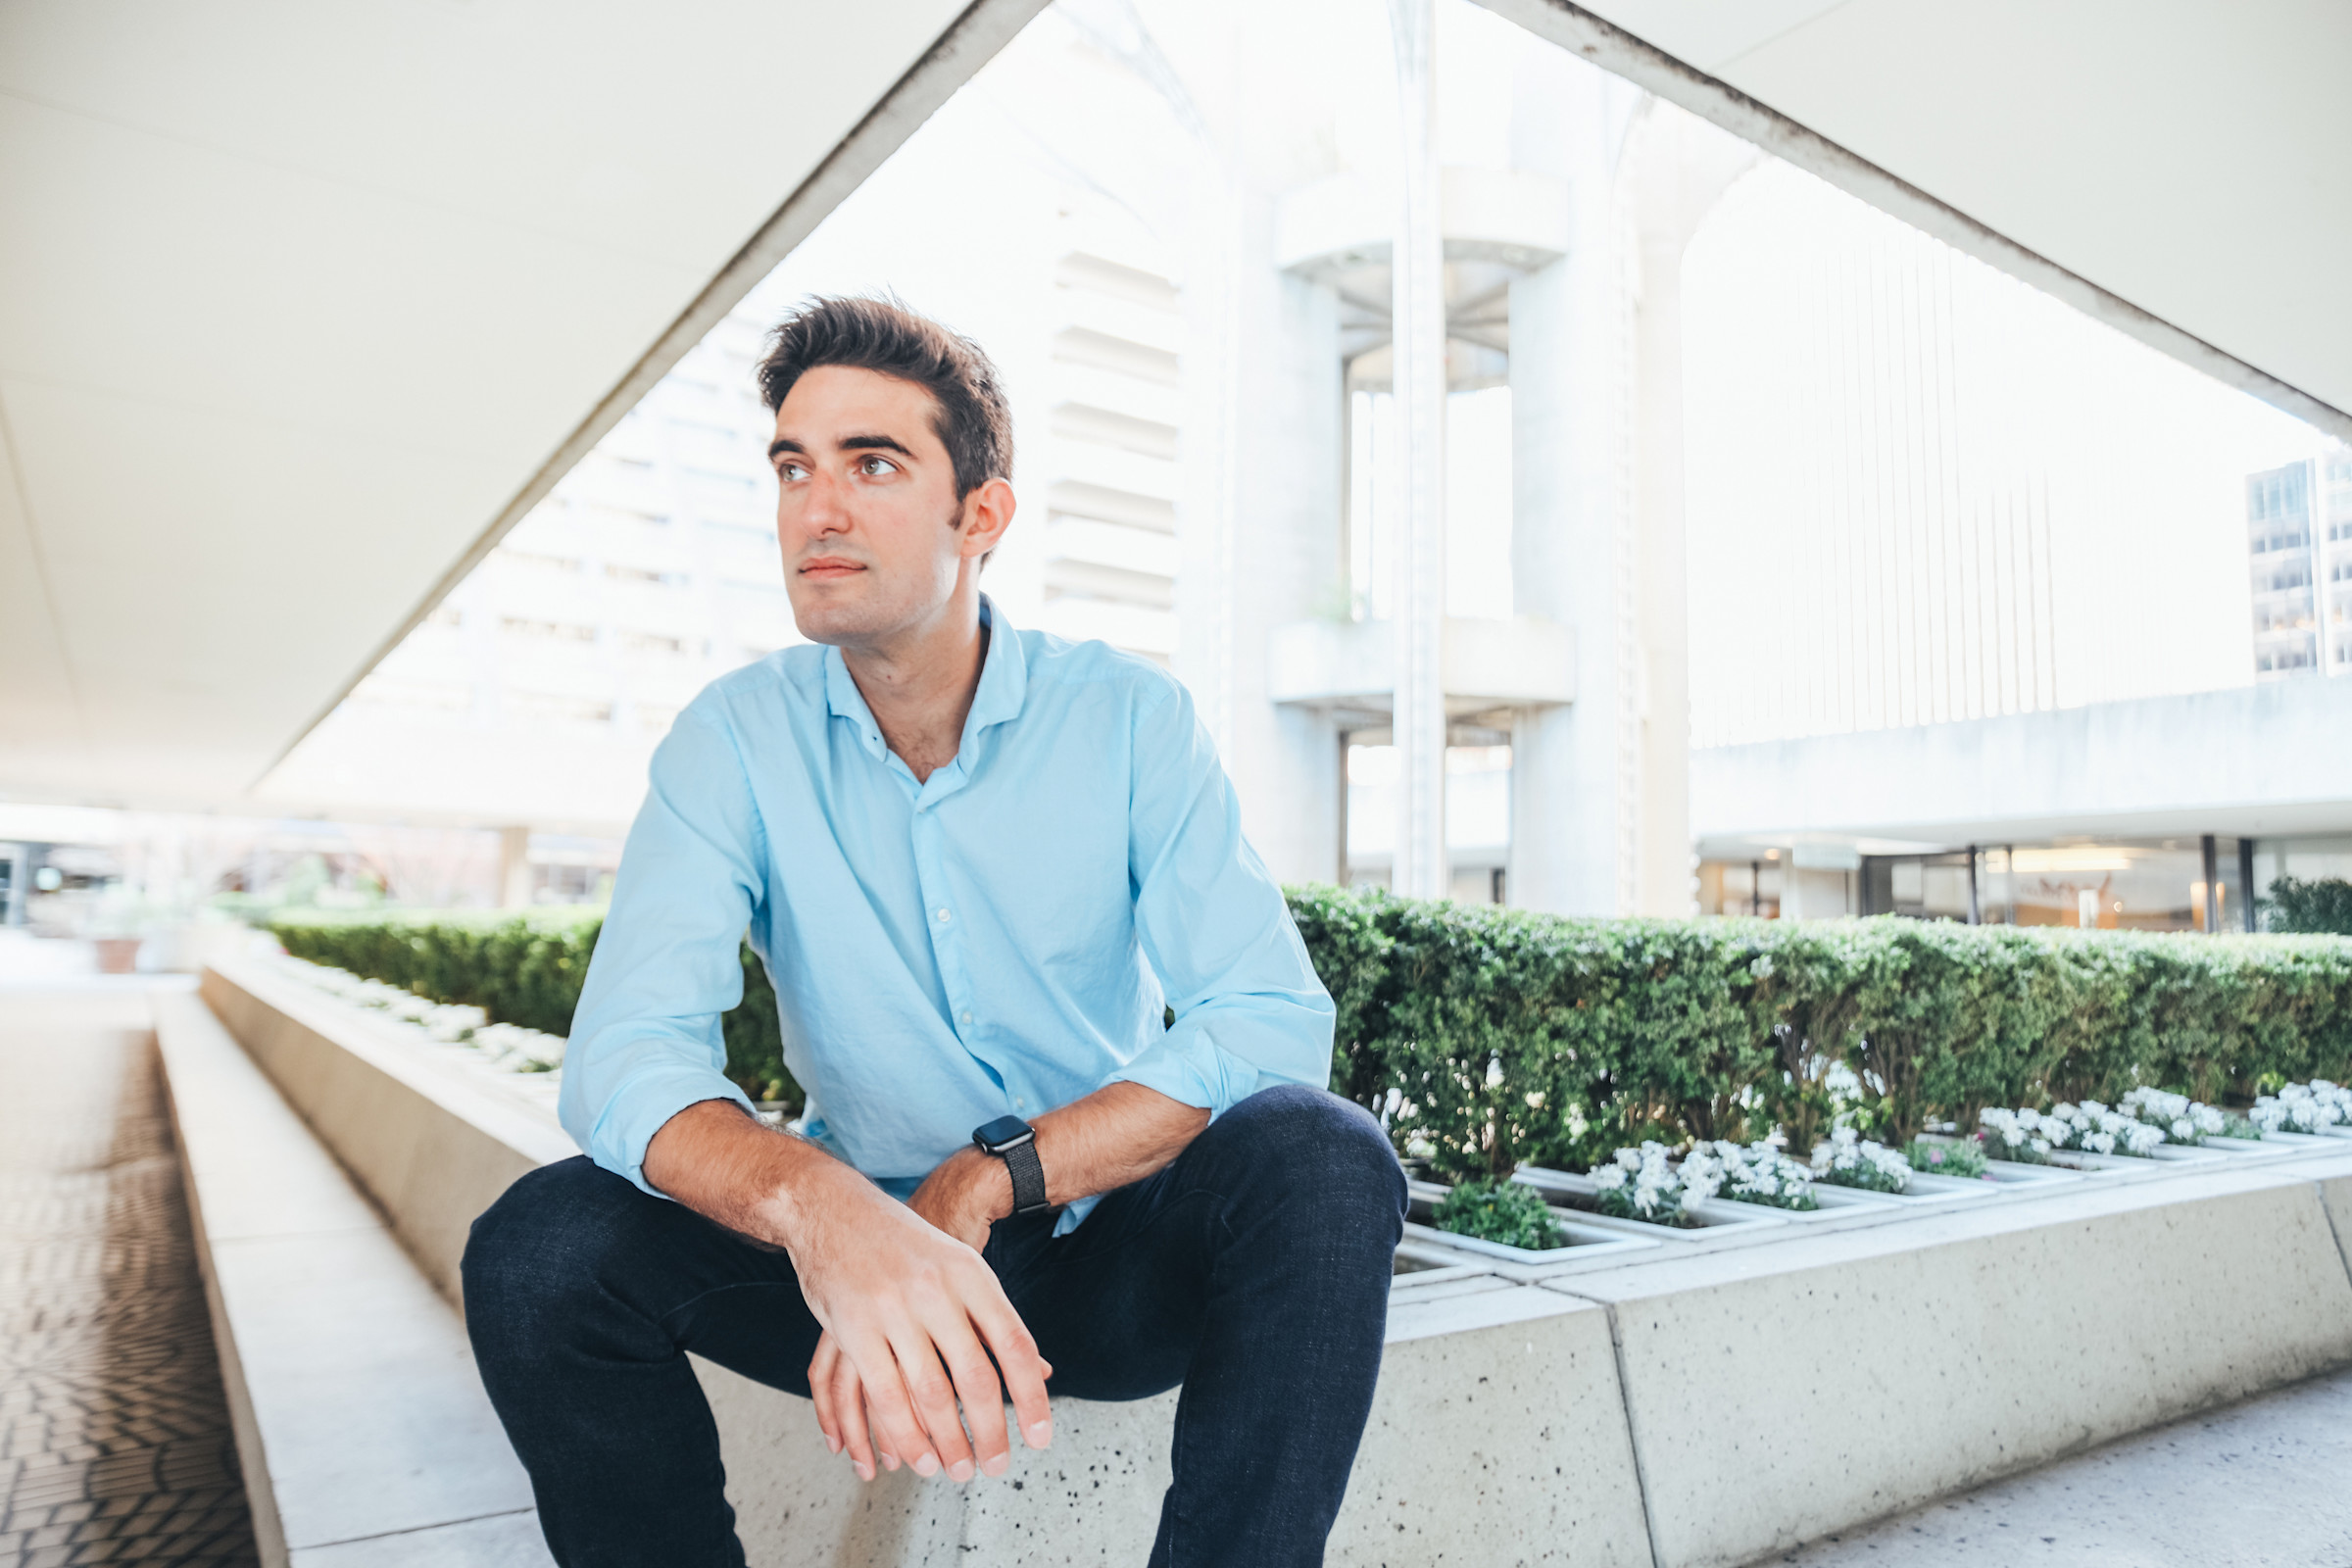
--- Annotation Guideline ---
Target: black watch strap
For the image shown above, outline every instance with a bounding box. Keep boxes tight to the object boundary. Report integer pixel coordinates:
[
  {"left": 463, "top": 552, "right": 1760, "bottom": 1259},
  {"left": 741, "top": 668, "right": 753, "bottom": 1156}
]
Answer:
[{"left": 1000, "top": 1137, "right": 1050, "bottom": 1215}]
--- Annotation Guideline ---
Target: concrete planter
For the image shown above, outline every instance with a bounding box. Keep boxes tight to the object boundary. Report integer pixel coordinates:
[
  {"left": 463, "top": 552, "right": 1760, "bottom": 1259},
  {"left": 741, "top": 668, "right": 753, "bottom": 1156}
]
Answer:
[
  {"left": 1786, "top": 1175, "right": 1987, "bottom": 1214},
  {"left": 1403, "top": 1180, "right": 1659, "bottom": 1265},
  {"left": 1909, "top": 1135, "right": 2088, "bottom": 1187},
  {"left": 1798, "top": 1150, "right": 1999, "bottom": 1210},
  {"left": 1510, "top": 1165, "right": 1791, "bottom": 1240},
  {"left": 1977, "top": 1155, "right": 2087, "bottom": 1185},
  {"left": 2144, "top": 1143, "right": 2231, "bottom": 1165},
  {"left": 178, "top": 957, "right": 2352, "bottom": 1568}
]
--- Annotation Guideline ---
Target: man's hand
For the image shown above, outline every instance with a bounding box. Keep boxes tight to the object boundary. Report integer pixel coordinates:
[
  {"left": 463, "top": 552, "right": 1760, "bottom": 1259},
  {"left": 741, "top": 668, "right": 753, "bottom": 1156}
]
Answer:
[
  {"left": 804, "top": 1082, "right": 1212, "bottom": 1474},
  {"left": 642, "top": 1102, "right": 1053, "bottom": 1485}
]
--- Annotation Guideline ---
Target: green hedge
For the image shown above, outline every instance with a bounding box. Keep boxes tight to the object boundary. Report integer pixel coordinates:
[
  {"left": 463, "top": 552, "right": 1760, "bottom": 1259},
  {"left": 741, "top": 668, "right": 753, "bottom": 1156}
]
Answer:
[
  {"left": 270, "top": 892, "right": 2352, "bottom": 1179},
  {"left": 268, "top": 909, "right": 798, "bottom": 1106},
  {"left": 1290, "top": 888, "right": 2352, "bottom": 1179},
  {"left": 2269, "top": 876, "right": 2352, "bottom": 935}
]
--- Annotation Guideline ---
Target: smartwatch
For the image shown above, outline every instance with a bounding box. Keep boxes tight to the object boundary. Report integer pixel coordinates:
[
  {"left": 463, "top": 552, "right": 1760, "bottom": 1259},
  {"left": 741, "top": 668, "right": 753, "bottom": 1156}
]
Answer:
[{"left": 972, "top": 1114, "right": 1052, "bottom": 1216}]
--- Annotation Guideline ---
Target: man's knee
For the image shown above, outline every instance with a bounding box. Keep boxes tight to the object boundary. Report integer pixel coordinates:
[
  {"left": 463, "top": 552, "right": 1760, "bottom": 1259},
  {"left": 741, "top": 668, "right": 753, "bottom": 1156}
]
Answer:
[
  {"left": 462, "top": 1156, "right": 638, "bottom": 1348},
  {"left": 1218, "top": 1084, "right": 1406, "bottom": 1219}
]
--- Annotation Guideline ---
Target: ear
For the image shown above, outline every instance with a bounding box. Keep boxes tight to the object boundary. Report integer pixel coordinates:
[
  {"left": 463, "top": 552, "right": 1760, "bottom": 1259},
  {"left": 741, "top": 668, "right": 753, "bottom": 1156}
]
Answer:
[{"left": 956, "top": 476, "right": 1016, "bottom": 562}]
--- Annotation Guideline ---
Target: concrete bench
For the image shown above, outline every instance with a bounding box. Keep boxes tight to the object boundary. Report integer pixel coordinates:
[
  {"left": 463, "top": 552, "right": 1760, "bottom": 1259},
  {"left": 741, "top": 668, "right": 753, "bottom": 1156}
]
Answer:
[{"left": 174, "top": 955, "right": 2352, "bottom": 1568}]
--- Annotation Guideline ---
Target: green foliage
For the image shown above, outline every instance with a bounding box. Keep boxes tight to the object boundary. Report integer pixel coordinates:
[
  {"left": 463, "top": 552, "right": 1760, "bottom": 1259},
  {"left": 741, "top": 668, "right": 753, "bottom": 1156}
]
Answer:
[
  {"left": 1282, "top": 884, "right": 1396, "bottom": 1109},
  {"left": 2267, "top": 876, "right": 2352, "bottom": 936},
  {"left": 270, "top": 890, "right": 2352, "bottom": 1169},
  {"left": 1905, "top": 1138, "right": 1986, "bottom": 1179},
  {"left": 1431, "top": 1177, "right": 1565, "bottom": 1251},
  {"left": 266, "top": 909, "right": 800, "bottom": 1111},
  {"left": 1274, "top": 887, "right": 2352, "bottom": 1175}
]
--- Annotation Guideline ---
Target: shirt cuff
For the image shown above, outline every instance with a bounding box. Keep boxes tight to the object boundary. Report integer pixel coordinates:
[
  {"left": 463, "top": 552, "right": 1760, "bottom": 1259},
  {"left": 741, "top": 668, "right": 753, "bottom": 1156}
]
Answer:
[
  {"left": 589, "top": 1066, "right": 760, "bottom": 1199},
  {"left": 1102, "top": 1026, "right": 1262, "bottom": 1123}
]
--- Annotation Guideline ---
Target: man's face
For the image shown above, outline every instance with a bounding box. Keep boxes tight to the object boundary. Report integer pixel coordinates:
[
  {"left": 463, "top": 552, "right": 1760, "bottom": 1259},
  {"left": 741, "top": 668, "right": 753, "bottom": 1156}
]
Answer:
[{"left": 767, "top": 365, "right": 991, "bottom": 649}]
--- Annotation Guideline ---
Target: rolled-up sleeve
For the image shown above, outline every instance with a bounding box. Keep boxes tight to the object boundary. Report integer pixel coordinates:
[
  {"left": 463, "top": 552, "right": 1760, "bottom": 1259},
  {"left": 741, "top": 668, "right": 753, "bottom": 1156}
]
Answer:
[
  {"left": 1106, "top": 680, "right": 1333, "bottom": 1116},
  {"left": 558, "top": 703, "right": 765, "bottom": 1195}
]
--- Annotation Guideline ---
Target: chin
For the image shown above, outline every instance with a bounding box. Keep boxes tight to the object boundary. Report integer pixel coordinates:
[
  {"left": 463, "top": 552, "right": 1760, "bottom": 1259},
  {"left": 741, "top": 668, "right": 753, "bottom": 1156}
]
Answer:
[{"left": 789, "top": 588, "right": 893, "bottom": 648}]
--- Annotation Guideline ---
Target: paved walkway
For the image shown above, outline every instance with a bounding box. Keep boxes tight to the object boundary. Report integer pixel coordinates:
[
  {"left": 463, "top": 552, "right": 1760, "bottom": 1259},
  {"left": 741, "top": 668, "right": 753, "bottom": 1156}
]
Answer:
[
  {"left": 1770, "top": 1363, "right": 2352, "bottom": 1567},
  {"left": 0, "top": 986, "right": 261, "bottom": 1567}
]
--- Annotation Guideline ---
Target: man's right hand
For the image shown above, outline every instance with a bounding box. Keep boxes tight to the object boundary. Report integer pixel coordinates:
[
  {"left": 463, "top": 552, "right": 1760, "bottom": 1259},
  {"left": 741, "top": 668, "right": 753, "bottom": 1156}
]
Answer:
[{"left": 641, "top": 1101, "right": 1054, "bottom": 1484}]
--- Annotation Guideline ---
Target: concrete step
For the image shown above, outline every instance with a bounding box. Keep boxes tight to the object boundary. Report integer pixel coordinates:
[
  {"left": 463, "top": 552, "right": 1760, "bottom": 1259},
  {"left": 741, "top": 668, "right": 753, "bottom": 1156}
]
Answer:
[{"left": 152, "top": 989, "right": 554, "bottom": 1568}]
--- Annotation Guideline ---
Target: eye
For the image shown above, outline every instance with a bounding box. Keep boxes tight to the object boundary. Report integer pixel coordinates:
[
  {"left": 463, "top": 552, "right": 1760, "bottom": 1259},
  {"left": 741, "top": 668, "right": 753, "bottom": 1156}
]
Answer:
[
  {"left": 858, "top": 454, "right": 900, "bottom": 477},
  {"left": 777, "top": 460, "right": 809, "bottom": 482}
]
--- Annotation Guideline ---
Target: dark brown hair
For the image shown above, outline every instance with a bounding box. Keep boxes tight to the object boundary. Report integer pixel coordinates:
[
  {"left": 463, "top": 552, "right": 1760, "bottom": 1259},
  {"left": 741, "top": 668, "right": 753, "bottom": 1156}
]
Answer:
[{"left": 756, "top": 296, "right": 1013, "bottom": 501}]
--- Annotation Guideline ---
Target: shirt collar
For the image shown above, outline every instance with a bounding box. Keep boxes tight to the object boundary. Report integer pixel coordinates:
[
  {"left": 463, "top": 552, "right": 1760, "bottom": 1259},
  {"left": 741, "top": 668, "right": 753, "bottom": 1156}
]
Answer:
[{"left": 820, "top": 594, "right": 1029, "bottom": 758}]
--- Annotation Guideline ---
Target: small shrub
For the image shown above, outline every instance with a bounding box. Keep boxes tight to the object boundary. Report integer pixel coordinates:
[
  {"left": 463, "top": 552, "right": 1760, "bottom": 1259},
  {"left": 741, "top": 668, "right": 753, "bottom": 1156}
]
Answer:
[
  {"left": 1903, "top": 1138, "right": 1986, "bottom": 1179},
  {"left": 1432, "top": 1178, "right": 1564, "bottom": 1251}
]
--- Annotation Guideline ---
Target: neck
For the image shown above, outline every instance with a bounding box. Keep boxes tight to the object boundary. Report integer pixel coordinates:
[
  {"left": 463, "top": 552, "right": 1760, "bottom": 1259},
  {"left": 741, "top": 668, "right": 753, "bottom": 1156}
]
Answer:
[{"left": 840, "top": 584, "right": 988, "bottom": 782}]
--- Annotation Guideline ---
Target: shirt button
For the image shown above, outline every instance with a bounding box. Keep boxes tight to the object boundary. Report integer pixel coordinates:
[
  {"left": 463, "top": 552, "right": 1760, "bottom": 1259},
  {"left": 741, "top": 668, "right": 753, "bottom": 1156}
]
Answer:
[
  {"left": 936, "top": 907, "right": 951, "bottom": 922},
  {"left": 1015, "top": 1098, "right": 1026, "bottom": 1109},
  {"left": 959, "top": 1010, "right": 973, "bottom": 1025}
]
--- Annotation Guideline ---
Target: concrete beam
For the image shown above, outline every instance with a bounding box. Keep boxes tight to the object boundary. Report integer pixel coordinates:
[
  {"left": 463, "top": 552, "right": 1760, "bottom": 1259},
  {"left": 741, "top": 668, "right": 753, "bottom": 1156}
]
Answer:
[{"left": 1693, "top": 676, "right": 2352, "bottom": 845}]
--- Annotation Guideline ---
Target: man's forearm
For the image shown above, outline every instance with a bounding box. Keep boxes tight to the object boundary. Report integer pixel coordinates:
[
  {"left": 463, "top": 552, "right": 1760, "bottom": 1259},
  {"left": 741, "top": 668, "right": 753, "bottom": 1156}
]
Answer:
[
  {"left": 641, "top": 1099, "right": 863, "bottom": 1249},
  {"left": 1033, "top": 1081, "right": 1209, "bottom": 1206}
]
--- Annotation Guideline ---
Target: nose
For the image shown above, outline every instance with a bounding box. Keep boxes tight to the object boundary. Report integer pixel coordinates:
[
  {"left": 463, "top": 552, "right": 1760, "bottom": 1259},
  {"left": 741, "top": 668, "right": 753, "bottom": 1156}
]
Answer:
[{"left": 784, "top": 466, "right": 853, "bottom": 542}]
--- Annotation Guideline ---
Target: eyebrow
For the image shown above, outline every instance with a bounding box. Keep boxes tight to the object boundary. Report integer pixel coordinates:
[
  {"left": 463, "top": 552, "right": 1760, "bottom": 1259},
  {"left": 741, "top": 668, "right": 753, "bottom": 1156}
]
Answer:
[{"left": 765, "top": 432, "right": 915, "bottom": 463}]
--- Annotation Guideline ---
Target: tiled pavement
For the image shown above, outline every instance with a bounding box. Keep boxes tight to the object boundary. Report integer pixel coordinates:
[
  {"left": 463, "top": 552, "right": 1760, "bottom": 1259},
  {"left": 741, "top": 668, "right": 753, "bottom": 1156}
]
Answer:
[{"left": 1, "top": 990, "right": 261, "bottom": 1567}]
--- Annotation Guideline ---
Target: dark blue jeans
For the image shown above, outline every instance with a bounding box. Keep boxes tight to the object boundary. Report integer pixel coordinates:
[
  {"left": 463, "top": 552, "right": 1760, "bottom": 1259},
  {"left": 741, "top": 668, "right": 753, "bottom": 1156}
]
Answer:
[{"left": 463, "top": 1085, "right": 1406, "bottom": 1567}]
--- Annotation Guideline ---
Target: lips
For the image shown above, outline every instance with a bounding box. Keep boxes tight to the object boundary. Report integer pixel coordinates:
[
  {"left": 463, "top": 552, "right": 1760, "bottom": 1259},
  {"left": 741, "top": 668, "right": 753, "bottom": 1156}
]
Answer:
[{"left": 798, "top": 559, "right": 865, "bottom": 579}]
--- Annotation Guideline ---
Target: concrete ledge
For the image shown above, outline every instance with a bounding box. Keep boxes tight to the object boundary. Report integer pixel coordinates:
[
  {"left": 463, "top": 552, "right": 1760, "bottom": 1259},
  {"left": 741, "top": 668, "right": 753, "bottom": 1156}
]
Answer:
[
  {"left": 187, "top": 956, "right": 2352, "bottom": 1568},
  {"left": 700, "top": 1277, "right": 1653, "bottom": 1567},
  {"left": 152, "top": 988, "right": 550, "bottom": 1567},
  {"left": 199, "top": 956, "right": 571, "bottom": 1300},
  {"left": 1544, "top": 1156, "right": 2352, "bottom": 1568}
]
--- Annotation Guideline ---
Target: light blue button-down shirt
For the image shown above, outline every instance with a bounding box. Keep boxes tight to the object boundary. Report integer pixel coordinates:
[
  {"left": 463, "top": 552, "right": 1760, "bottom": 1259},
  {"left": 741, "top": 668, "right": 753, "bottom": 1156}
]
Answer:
[{"left": 559, "top": 599, "right": 1334, "bottom": 1232}]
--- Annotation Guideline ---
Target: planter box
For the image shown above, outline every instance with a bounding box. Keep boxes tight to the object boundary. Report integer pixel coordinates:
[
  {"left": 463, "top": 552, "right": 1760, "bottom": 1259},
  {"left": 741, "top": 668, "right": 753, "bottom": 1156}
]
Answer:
[
  {"left": 1910, "top": 1136, "right": 2086, "bottom": 1187},
  {"left": 1510, "top": 1166, "right": 1791, "bottom": 1240},
  {"left": 1403, "top": 1181, "right": 1659, "bottom": 1265},
  {"left": 2144, "top": 1143, "right": 2230, "bottom": 1165},
  {"left": 1978, "top": 1157, "right": 2086, "bottom": 1185},
  {"left": 1799, "top": 1147, "right": 2000, "bottom": 1208},
  {"left": 1719, "top": 1180, "right": 1887, "bottom": 1221}
]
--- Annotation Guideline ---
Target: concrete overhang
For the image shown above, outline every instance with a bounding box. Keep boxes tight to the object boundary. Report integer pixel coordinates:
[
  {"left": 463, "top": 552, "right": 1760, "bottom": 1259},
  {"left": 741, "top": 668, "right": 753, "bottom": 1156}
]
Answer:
[
  {"left": 1482, "top": 0, "right": 2352, "bottom": 445},
  {"left": 1693, "top": 677, "right": 2352, "bottom": 850},
  {"left": 1268, "top": 615, "right": 1575, "bottom": 719},
  {"left": 0, "top": 0, "right": 1048, "bottom": 810}
]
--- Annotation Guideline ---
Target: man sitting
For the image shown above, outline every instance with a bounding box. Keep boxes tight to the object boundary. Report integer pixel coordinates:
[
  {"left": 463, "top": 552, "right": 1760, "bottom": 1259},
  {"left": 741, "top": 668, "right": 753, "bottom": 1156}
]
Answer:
[{"left": 462, "top": 296, "right": 1407, "bottom": 1567}]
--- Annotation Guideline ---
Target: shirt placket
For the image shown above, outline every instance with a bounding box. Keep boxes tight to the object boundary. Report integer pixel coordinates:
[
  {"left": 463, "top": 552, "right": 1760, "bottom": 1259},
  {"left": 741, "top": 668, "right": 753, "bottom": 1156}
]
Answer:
[{"left": 912, "top": 765, "right": 1024, "bottom": 1115}]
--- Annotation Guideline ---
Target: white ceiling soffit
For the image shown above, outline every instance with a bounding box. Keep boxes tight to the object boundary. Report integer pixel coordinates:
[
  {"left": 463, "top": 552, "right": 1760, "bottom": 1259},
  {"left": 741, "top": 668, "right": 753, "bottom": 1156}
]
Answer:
[
  {"left": 0, "top": 0, "right": 1047, "bottom": 809},
  {"left": 1481, "top": 0, "right": 2352, "bottom": 444}
]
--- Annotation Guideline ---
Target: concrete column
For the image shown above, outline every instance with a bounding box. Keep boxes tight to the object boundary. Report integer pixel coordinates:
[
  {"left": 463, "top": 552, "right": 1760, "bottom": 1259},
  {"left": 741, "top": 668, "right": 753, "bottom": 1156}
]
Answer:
[
  {"left": 1386, "top": 0, "right": 1448, "bottom": 901},
  {"left": 497, "top": 825, "right": 532, "bottom": 909},
  {"left": 1196, "top": 198, "right": 1346, "bottom": 884},
  {"left": 1631, "top": 227, "right": 1695, "bottom": 915},
  {"left": 1507, "top": 210, "right": 1629, "bottom": 910}
]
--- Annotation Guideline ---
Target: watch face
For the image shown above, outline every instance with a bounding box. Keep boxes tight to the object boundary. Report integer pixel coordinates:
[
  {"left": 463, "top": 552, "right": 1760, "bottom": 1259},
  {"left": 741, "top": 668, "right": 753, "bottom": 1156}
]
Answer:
[{"left": 973, "top": 1114, "right": 1032, "bottom": 1151}]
